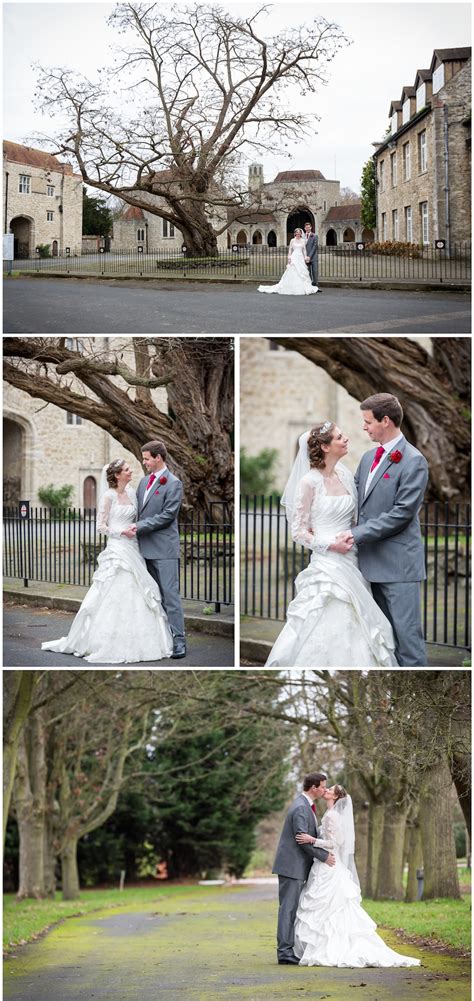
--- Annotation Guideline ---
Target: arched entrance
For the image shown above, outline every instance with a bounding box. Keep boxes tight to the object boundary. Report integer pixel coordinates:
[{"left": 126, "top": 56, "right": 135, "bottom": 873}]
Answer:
[
  {"left": 52, "top": 240, "right": 59, "bottom": 257},
  {"left": 362, "top": 227, "right": 374, "bottom": 242},
  {"left": 10, "top": 216, "right": 34, "bottom": 259},
  {"left": 343, "top": 227, "right": 355, "bottom": 242},
  {"left": 83, "top": 476, "right": 97, "bottom": 510},
  {"left": 326, "top": 229, "right": 337, "bottom": 246},
  {"left": 267, "top": 230, "right": 277, "bottom": 247},
  {"left": 3, "top": 418, "right": 24, "bottom": 503},
  {"left": 286, "top": 208, "right": 315, "bottom": 244},
  {"left": 252, "top": 230, "right": 263, "bottom": 245},
  {"left": 236, "top": 229, "right": 248, "bottom": 246}
]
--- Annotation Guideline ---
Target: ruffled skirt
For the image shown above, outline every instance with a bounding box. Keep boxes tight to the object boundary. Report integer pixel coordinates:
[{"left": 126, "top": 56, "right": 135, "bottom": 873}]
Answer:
[{"left": 42, "top": 538, "right": 173, "bottom": 663}]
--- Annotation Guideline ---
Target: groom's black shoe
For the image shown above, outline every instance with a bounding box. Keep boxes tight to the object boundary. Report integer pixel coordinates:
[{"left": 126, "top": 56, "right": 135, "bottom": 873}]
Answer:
[
  {"left": 172, "top": 638, "right": 187, "bottom": 659},
  {"left": 278, "top": 954, "right": 299, "bottom": 965}
]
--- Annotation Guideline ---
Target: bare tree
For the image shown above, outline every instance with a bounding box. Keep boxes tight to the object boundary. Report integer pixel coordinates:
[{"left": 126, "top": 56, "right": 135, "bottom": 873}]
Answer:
[
  {"left": 3, "top": 671, "right": 38, "bottom": 845},
  {"left": 32, "top": 3, "right": 350, "bottom": 256},
  {"left": 3, "top": 337, "right": 233, "bottom": 514},
  {"left": 269, "top": 337, "right": 470, "bottom": 501}
]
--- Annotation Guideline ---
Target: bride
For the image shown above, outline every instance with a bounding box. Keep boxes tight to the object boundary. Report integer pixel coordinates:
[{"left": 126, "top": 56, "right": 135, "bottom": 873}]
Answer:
[
  {"left": 294, "top": 785, "right": 421, "bottom": 968},
  {"left": 258, "top": 228, "right": 319, "bottom": 295},
  {"left": 265, "top": 422, "right": 397, "bottom": 667},
  {"left": 42, "top": 459, "right": 173, "bottom": 664}
]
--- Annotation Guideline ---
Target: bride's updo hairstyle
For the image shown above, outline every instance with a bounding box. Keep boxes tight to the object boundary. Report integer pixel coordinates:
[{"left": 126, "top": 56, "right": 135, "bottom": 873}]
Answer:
[
  {"left": 308, "top": 421, "right": 334, "bottom": 469},
  {"left": 333, "top": 784, "right": 347, "bottom": 803},
  {"left": 106, "top": 459, "right": 126, "bottom": 488}
]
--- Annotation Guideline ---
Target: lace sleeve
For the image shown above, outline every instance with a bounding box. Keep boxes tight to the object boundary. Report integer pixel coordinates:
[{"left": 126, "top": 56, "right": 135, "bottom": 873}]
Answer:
[
  {"left": 292, "top": 475, "right": 328, "bottom": 553},
  {"left": 322, "top": 810, "right": 345, "bottom": 848},
  {"left": 96, "top": 490, "right": 121, "bottom": 538}
]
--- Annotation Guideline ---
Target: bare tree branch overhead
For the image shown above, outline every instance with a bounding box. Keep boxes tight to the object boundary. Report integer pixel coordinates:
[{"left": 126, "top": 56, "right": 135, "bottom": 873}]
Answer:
[
  {"left": 3, "top": 337, "right": 234, "bottom": 514},
  {"left": 269, "top": 337, "right": 470, "bottom": 502},
  {"left": 32, "top": 3, "right": 350, "bottom": 256}
]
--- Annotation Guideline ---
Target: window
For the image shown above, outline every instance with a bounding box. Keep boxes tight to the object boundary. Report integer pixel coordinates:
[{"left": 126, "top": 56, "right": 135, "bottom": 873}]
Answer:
[
  {"left": 432, "top": 63, "right": 445, "bottom": 94},
  {"left": 403, "top": 142, "right": 411, "bottom": 181},
  {"left": 66, "top": 412, "right": 82, "bottom": 425},
  {"left": 47, "top": 185, "right": 55, "bottom": 197},
  {"left": 323, "top": 200, "right": 326, "bottom": 212},
  {"left": 404, "top": 206, "right": 412, "bottom": 242},
  {"left": 420, "top": 201, "right": 429, "bottom": 244},
  {"left": 137, "top": 228, "right": 145, "bottom": 241},
  {"left": 391, "top": 112, "right": 398, "bottom": 134},
  {"left": 65, "top": 338, "right": 85, "bottom": 353},
  {"left": 162, "top": 219, "right": 175, "bottom": 238},
  {"left": 402, "top": 98, "right": 411, "bottom": 125},
  {"left": 418, "top": 130, "right": 427, "bottom": 172},
  {"left": 392, "top": 209, "right": 399, "bottom": 240},
  {"left": 390, "top": 152, "right": 397, "bottom": 187},
  {"left": 381, "top": 212, "right": 387, "bottom": 241},
  {"left": 379, "top": 160, "right": 385, "bottom": 192},
  {"left": 47, "top": 211, "right": 54, "bottom": 221},
  {"left": 416, "top": 83, "right": 426, "bottom": 112},
  {"left": 19, "top": 175, "right": 31, "bottom": 194}
]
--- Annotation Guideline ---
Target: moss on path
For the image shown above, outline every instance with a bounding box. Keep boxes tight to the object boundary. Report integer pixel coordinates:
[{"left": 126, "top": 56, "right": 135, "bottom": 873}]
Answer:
[{"left": 3, "top": 885, "right": 471, "bottom": 1001}]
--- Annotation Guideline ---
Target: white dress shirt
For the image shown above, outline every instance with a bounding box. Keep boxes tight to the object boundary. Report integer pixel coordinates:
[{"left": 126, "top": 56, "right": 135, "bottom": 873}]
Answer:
[{"left": 364, "top": 433, "right": 403, "bottom": 495}]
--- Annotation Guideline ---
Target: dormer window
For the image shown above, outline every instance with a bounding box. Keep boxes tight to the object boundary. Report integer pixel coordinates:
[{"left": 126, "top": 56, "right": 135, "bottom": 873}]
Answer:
[
  {"left": 432, "top": 63, "right": 445, "bottom": 94},
  {"left": 402, "top": 99, "right": 411, "bottom": 124},
  {"left": 416, "top": 83, "right": 426, "bottom": 112},
  {"left": 391, "top": 112, "right": 398, "bottom": 134}
]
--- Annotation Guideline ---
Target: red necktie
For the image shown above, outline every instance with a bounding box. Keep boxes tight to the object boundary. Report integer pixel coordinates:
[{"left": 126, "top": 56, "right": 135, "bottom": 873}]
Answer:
[
  {"left": 147, "top": 473, "right": 156, "bottom": 490},
  {"left": 311, "top": 803, "right": 316, "bottom": 814},
  {"left": 370, "top": 446, "right": 385, "bottom": 472}
]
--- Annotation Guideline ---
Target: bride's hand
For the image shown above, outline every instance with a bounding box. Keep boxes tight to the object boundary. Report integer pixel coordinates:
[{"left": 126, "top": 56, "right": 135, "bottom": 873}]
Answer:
[{"left": 296, "top": 832, "right": 315, "bottom": 844}]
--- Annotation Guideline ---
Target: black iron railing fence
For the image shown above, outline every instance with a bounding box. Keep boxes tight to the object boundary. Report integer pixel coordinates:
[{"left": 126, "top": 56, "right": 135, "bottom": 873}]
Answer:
[
  {"left": 240, "top": 497, "right": 470, "bottom": 650},
  {"left": 3, "top": 506, "right": 233, "bottom": 612},
  {"left": 3, "top": 241, "right": 471, "bottom": 282}
]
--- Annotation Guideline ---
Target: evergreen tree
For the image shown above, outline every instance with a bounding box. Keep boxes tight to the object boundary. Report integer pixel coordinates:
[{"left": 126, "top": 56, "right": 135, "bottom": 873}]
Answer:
[
  {"left": 82, "top": 188, "right": 113, "bottom": 236},
  {"left": 360, "top": 158, "right": 376, "bottom": 230}
]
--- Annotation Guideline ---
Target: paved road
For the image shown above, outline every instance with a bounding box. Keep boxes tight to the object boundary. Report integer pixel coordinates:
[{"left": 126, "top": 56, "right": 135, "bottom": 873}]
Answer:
[
  {"left": 4, "top": 277, "right": 471, "bottom": 332},
  {"left": 3, "top": 605, "right": 234, "bottom": 667}
]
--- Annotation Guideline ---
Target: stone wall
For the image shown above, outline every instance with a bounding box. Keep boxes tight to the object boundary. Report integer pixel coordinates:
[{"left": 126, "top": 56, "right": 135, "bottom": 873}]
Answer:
[
  {"left": 4, "top": 157, "right": 83, "bottom": 256},
  {"left": 432, "top": 60, "right": 471, "bottom": 243},
  {"left": 376, "top": 112, "right": 434, "bottom": 244}
]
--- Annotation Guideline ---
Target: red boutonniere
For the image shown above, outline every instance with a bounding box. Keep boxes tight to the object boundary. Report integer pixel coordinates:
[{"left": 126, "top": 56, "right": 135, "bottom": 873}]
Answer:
[
  {"left": 159, "top": 475, "right": 168, "bottom": 485},
  {"left": 154, "top": 489, "right": 160, "bottom": 495},
  {"left": 388, "top": 450, "right": 402, "bottom": 464},
  {"left": 383, "top": 473, "right": 390, "bottom": 479}
]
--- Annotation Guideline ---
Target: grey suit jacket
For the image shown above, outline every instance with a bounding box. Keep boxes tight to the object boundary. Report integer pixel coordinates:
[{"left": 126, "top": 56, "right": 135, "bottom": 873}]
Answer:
[
  {"left": 352, "top": 434, "right": 428, "bottom": 582},
  {"left": 272, "top": 794, "right": 328, "bottom": 881},
  {"left": 305, "top": 233, "right": 317, "bottom": 262},
  {"left": 135, "top": 470, "right": 183, "bottom": 559}
]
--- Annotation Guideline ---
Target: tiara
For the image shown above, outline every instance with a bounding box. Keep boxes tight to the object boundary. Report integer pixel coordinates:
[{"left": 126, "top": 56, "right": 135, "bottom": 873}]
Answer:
[
  {"left": 320, "top": 421, "right": 333, "bottom": 434},
  {"left": 110, "top": 458, "right": 125, "bottom": 469}
]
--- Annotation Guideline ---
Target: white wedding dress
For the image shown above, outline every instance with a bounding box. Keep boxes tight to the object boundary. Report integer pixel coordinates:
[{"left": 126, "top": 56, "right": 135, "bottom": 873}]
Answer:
[
  {"left": 42, "top": 486, "right": 173, "bottom": 664},
  {"left": 294, "top": 807, "right": 420, "bottom": 968},
  {"left": 266, "top": 465, "right": 397, "bottom": 667},
  {"left": 258, "top": 237, "right": 319, "bottom": 295}
]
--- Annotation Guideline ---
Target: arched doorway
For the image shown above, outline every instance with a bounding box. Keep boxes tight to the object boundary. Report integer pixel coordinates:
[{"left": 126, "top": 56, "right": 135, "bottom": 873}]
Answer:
[
  {"left": 362, "top": 227, "right": 374, "bottom": 242},
  {"left": 286, "top": 208, "right": 315, "bottom": 244},
  {"left": 3, "top": 418, "right": 24, "bottom": 503},
  {"left": 252, "top": 230, "right": 263, "bottom": 245},
  {"left": 267, "top": 230, "right": 277, "bottom": 247},
  {"left": 83, "top": 476, "right": 97, "bottom": 510},
  {"left": 326, "top": 229, "right": 337, "bottom": 246},
  {"left": 227, "top": 232, "right": 231, "bottom": 249},
  {"left": 52, "top": 240, "right": 59, "bottom": 257},
  {"left": 10, "top": 216, "right": 34, "bottom": 259},
  {"left": 236, "top": 229, "right": 248, "bottom": 246},
  {"left": 343, "top": 227, "right": 355, "bottom": 242}
]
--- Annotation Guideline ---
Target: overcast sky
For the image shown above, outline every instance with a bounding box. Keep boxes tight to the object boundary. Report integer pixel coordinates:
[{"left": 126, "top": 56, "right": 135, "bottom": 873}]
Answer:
[{"left": 3, "top": 1, "right": 471, "bottom": 192}]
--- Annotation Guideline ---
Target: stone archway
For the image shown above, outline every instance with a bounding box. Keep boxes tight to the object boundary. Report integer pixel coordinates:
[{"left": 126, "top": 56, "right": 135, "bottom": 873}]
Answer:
[
  {"left": 52, "top": 240, "right": 59, "bottom": 257},
  {"left": 326, "top": 228, "right": 337, "bottom": 246},
  {"left": 252, "top": 230, "right": 263, "bottom": 245},
  {"left": 343, "top": 227, "right": 355, "bottom": 242},
  {"left": 286, "top": 208, "right": 315, "bottom": 244},
  {"left": 10, "top": 216, "right": 34, "bottom": 259},
  {"left": 83, "top": 476, "right": 97, "bottom": 510},
  {"left": 267, "top": 230, "right": 277, "bottom": 247},
  {"left": 3, "top": 418, "right": 24, "bottom": 503},
  {"left": 362, "top": 227, "right": 374, "bottom": 242},
  {"left": 236, "top": 229, "right": 248, "bottom": 246}
]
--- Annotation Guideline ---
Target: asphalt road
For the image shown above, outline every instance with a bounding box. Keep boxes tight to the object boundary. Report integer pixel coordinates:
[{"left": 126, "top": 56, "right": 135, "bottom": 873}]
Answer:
[
  {"left": 4, "top": 277, "right": 471, "bottom": 332},
  {"left": 3, "top": 605, "right": 234, "bottom": 667}
]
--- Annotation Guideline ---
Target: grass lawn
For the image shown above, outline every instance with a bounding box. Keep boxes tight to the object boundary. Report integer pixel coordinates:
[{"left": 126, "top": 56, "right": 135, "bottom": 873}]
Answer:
[{"left": 4, "top": 882, "right": 471, "bottom": 955}]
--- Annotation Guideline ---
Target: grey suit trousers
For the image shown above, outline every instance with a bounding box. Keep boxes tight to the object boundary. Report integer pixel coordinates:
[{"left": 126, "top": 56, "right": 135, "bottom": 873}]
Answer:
[
  {"left": 372, "top": 581, "right": 426, "bottom": 666},
  {"left": 146, "top": 558, "right": 185, "bottom": 639},
  {"left": 277, "top": 875, "right": 305, "bottom": 959}
]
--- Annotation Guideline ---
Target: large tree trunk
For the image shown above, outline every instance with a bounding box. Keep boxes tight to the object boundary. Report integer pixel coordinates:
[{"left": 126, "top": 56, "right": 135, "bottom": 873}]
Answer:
[
  {"left": 3, "top": 671, "right": 37, "bottom": 845},
  {"left": 13, "top": 717, "right": 47, "bottom": 899},
  {"left": 375, "top": 801, "right": 408, "bottom": 900},
  {"left": 419, "top": 759, "right": 460, "bottom": 899},
  {"left": 405, "top": 815, "right": 423, "bottom": 902},
  {"left": 365, "top": 800, "right": 385, "bottom": 898},
  {"left": 61, "top": 837, "right": 80, "bottom": 900},
  {"left": 270, "top": 337, "right": 470, "bottom": 501}
]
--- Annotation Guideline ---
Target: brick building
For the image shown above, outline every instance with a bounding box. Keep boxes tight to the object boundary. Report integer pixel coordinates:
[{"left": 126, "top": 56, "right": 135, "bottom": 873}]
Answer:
[
  {"left": 373, "top": 47, "right": 471, "bottom": 245},
  {"left": 3, "top": 141, "right": 83, "bottom": 257}
]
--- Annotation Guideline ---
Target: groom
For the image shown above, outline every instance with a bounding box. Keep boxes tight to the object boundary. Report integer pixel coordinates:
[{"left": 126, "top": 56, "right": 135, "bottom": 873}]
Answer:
[
  {"left": 272, "top": 772, "right": 335, "bottom": 965},
  {"left": 304, "top": 221, "right": 319, "bottom": 288},
  {"left": 124, "top": 439, "right": 186, "bottom": 659},
  {"left": 338, "top": 392, "right": 429, "bottom": 666}
]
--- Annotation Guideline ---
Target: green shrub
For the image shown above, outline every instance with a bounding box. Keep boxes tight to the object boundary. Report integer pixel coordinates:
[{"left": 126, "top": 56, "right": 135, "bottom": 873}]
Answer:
[
  {"left": 36, "top": 243, "right": 51, "bottom": 258},
  {"left": 38, "top": 483, "right": 74, "bottom": 511},
  {"left": 240, "top": 447, "right": 278, "bottom": 496}
]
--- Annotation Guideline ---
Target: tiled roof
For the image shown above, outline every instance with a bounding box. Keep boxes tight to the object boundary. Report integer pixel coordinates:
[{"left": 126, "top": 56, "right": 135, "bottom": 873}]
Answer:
[
  {"left": 123, "top": 205, "right": 145, "bottom": 221},
  {"left": 324, "top": 203, "right": 361, "bottom": 222},
  {"left": 273, "top": 170, "right": 326, "bottom": 183},
  {"left": 232, "top": 212, "right": 276, "bottom": 224},
  {"left": 3, "top": 140, "right": 74, "bottom": 174},
  {"left": 431, "top": 47, "right": 471, "bottom": 65}
]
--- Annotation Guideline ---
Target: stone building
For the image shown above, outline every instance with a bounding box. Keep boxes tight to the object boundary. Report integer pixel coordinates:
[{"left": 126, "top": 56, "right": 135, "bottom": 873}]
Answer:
[
  {"left": 240, "top": 337, "right": 432, "bottom": 493},
  {"left": 3, "top": 141, "right": 83, "bottom": 258},
  {"left": 373, "top": 47, "right": 471, "bottom": 245},
  {"left": 3, "top": 338, "right": 168, "bottom": 507}
]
